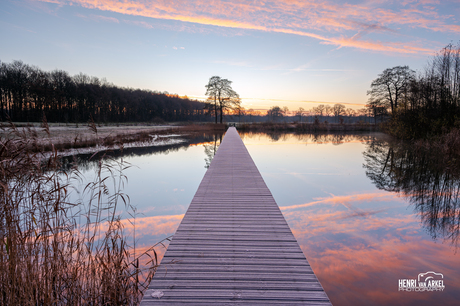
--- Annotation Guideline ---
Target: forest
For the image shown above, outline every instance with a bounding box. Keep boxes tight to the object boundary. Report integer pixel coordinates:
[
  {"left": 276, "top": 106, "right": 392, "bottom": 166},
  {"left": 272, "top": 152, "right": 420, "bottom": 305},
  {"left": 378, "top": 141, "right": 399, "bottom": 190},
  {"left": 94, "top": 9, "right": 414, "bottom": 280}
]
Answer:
[{"left": 0, "top": 60, "right": 207, "bottom": 123}]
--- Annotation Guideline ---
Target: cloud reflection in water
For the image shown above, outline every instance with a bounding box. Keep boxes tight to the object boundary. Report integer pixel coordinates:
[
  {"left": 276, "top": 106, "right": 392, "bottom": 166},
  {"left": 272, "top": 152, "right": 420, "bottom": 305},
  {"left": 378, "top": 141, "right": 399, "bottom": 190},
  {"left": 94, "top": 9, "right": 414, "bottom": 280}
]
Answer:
[{"left": 241, "top": 132, "right": 460, "bottom": 306}]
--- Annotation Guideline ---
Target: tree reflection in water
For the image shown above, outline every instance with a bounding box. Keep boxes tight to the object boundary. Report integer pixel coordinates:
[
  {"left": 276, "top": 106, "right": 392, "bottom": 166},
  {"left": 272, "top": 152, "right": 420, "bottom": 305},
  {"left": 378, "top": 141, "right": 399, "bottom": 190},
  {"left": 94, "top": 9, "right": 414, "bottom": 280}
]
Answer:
[
  {"left": 240, "top": 130, "right": 373, "bottom": 144},
  {"left": 55, "top": 133, "right": 224, "bottom": 172},
  {"left": 363, "top": 136, "right": 460, "bottom": 248},
  {"left": 204, "top": 133, "right": 223, "bottom": 169}
]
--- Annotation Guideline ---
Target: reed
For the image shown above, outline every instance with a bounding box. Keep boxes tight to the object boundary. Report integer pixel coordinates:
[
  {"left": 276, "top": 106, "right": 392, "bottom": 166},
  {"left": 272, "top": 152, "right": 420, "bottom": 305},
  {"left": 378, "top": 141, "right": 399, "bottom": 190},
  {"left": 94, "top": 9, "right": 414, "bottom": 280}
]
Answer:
[{"left": 0, "top": 123, "right": 160, "bottom": 305}]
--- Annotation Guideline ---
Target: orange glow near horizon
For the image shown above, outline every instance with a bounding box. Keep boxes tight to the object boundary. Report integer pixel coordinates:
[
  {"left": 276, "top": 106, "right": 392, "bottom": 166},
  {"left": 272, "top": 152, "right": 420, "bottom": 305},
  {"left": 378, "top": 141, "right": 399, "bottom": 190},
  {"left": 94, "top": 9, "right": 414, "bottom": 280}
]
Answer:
[
  {"left": 12, "top": 0, "right": 457, "bottom": 114},
  {"left": 187, "top": 95, "right": 367, "bottom": 111}
]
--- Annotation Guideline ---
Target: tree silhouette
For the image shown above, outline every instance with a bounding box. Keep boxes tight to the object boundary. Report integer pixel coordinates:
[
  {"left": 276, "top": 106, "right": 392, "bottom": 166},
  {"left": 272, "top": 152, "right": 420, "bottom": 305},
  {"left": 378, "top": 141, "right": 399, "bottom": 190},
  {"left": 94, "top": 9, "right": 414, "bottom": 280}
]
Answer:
[
  {"left": 295, "top": 107, "right": 305, "bottom": 122},
  {"left": 332, "top": 103, "right": 346, "bottom": 123},
  {"left": 205, "top": 76, "right": 240, "bottom": 123},
  {"left": 315, "top": 104, "right": 325, "bottom": 118},
  {"left": 0, "top": 60, "right": 206, "bottom": 123},
  {"left": 267, "top": 106, "right": 283, "bottom": 122},
  {"left": 367, "top": 66, "right": 415, "bottom": 114}
]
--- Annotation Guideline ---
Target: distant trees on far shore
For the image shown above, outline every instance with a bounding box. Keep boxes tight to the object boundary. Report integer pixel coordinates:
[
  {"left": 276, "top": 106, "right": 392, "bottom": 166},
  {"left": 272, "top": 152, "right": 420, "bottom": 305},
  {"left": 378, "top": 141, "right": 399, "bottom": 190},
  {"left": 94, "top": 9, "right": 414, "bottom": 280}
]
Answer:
[
  {"left": 262, "top": 104, "right": 371, "bottom": 124},
  {"left": 0, "top": 60, "right": 207, "bottom": 123},
  {"left": 0, "top": 60, "right": 383, "bottom": 125}
]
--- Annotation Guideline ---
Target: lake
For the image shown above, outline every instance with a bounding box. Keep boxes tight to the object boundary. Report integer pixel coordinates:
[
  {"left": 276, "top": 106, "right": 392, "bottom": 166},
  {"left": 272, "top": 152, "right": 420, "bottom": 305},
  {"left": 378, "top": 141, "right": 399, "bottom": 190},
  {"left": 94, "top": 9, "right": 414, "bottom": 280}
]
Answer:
[{"left": 70, "top": 130, "right": 460, "bottom": 306}]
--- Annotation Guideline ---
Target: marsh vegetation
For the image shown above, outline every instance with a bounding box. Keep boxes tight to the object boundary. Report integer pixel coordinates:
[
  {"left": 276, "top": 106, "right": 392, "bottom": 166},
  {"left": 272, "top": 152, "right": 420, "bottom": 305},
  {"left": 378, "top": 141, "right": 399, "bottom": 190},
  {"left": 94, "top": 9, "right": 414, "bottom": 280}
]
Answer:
[{"left": 0, "top": 123, "right": 163, "bottom": 305}]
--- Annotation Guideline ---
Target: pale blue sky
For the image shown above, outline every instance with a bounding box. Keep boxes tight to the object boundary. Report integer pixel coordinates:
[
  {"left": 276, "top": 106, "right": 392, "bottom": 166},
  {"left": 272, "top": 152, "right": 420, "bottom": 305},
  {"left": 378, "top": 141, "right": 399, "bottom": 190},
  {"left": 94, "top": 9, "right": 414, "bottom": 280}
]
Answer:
[{"left": 1, "top": 0, "right": 459, "bottom": 111}]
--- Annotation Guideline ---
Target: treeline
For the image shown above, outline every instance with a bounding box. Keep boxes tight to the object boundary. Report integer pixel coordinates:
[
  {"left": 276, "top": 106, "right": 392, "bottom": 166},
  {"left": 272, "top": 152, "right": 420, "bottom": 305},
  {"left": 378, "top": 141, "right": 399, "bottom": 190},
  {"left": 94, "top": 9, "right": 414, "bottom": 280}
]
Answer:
[
  {"left": 264, "top": 104, "right": 372, "bottom": 124},
  {"left": 0, "top": 60, "right": 207, "bottom": 123},
  {"left": 368, "top": 42, "right": 460, "bottom": 139}
]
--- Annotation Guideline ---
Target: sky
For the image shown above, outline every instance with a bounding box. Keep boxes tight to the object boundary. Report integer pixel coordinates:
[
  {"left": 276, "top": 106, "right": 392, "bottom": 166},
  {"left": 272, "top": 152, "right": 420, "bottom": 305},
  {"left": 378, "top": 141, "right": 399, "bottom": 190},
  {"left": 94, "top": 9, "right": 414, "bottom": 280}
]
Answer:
[{"left": 1, "top": 0, "right": 459, "bottom": 111}]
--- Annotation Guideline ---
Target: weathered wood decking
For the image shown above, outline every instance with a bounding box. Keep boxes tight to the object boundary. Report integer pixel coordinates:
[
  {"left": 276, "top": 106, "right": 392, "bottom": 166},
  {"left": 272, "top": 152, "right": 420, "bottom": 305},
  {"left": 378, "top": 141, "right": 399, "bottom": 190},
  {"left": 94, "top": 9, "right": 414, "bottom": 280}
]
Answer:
[{"left": 141, "top": 127, "right": 332, "bottom": 305}]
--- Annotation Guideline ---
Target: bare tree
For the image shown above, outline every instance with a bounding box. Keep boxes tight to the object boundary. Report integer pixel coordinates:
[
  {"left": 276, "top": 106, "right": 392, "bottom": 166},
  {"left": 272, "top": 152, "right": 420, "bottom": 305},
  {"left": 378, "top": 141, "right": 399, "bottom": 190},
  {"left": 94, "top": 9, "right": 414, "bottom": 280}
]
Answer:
[
  {"left": 311, "top": 107, "right": 318, "bottom": 116},
  {"left": 366, "top": 104, "right": 387, "bottom": 124},
  {"left": 344, "top": 108, "right": 355, "bottom": 121},
  {"left": 233, "top": 105, "right": 246, "bottom": 122},
  {"left": 324, "top": 105, "right": 332, "bottom": 119},
  {"left": 267, "top": 106, "right": 283, "bottom": 122},
  {"left": 332, "top": 103, "right": 346, "bottom": 122},
  {"left": 220, "top": 95, "right": 241, "bottom": 122},
  {"left": 316, "top": 104, "right": 325, "bottom": 117},
  {"left": 205, "top": 76, "right": 240, "bottom": 123},
  {"left": 295, "top": 107, "right": 305, "bottom": 122},
  {"left": 357, "top": 107, "right": 369, "bottom": 122},
  {"left": 282, "top": 106, "right": 289, "bottom": 122},
  {"left": 367, "top": 66, "right": 415, "bottom": 114},
  {"left": 205, "top": 76, "right": 220, "bottom": 123}
]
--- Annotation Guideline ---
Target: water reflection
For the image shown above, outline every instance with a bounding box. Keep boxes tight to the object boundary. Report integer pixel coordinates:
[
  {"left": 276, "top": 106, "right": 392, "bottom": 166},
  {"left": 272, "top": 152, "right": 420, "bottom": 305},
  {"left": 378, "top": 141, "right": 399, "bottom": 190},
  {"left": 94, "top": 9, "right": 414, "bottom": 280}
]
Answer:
[
  {"left": 363, "top": 137, "right": 460, "bottom": 248},
  {"left": 54, "top": 130, "right": 460, "bottom": 305},
  {"left": 121, "top": 214, "right": 184, "bottom": 264},
  {"left": 239, "top": 132, "right": 460, "bottom": 306},
  {"left": 284, "top": 196, "right": 459, "bottom": 306},
  {"left": 203, "top": 133, "right": 222, "bottom": 168},
  {"left": 58, "top": 133, "right": 225, "bottom": 172},
  {"left": 240, "top": 131, "right": 374, "bottom": 145},
  {"left": 54, "top": 131, "right": 226, "bottom": 254}
]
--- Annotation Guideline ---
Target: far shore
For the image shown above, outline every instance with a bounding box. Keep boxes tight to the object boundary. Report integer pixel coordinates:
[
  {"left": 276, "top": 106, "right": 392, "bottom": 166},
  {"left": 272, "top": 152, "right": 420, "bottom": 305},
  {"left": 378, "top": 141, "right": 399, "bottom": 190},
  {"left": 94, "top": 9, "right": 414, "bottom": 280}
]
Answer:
[
  {"left": 1, "top": 121, "right": 380, "bottom": 156},
  {"left": 234, "top": 121, "right": 380, "bottom": 132}
]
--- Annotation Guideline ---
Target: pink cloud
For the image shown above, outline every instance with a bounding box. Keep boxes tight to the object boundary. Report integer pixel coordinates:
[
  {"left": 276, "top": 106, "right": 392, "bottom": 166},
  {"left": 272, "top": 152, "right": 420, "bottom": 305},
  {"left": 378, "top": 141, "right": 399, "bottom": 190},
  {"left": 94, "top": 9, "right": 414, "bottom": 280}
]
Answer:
[
  {"left": 281, "top": 195, "right": 460, "bottom": 305},
  {"left": 280, "top": 191, "right": 400, "bottom": 211},
  {"left": 39, "top": 0, "right": 458, "bottom": 54},
  {"left": 123, "top": 19, "right": 154, "bottom": 29},
  {"left": 75, "top": 13, "right": 119, "bottom": 23},
  {"left": 120, "top": 213, "right": 184, "bottom": 237}
]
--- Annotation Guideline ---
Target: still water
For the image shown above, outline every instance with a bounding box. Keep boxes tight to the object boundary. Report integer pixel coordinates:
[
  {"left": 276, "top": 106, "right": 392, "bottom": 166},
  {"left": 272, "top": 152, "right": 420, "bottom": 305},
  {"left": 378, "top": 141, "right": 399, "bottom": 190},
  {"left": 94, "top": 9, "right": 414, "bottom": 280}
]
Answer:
[{"left": 70, "top": 131, "right": 460, "bottom": 306}]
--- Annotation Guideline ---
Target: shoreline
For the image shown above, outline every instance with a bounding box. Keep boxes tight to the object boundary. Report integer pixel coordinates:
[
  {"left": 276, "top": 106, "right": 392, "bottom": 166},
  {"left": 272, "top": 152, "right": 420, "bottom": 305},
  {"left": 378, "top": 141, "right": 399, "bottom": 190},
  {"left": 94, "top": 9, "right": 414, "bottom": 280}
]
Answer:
[
  {"left": 236, "top": 121, "right": 380, "bottom": 132},
  {"left": 1, "top": 121, "right": 384, "bottom": 159},
  {"left": 0, "top": 122, "right": 226, "bottom": 154}
]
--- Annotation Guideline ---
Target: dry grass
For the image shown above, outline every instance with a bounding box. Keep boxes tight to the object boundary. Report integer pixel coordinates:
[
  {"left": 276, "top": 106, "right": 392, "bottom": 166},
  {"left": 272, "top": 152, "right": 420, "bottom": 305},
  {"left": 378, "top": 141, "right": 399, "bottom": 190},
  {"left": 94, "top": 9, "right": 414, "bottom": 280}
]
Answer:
[{"left": 0, "top": 123, "right": 163, "bottom": 305}]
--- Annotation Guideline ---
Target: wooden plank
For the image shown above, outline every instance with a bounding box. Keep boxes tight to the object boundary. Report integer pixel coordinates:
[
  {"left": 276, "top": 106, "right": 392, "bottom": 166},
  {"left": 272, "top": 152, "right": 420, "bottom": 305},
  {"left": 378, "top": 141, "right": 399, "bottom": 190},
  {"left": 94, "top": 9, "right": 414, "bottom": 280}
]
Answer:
[
  {"left": 141, "top": 300, "right": 332, "bottom": 306},
  {"left": 154, "top": 265, "right": 314, "bottom": 273},
  {"left": 141, "top": 289, "right": 329, "bottom": 299},
  {"left": 147, "top": 280, "right": 324, "bottom": 290},
  {"left": 141, "top": 127, "right": 331, "bottom": 305}
]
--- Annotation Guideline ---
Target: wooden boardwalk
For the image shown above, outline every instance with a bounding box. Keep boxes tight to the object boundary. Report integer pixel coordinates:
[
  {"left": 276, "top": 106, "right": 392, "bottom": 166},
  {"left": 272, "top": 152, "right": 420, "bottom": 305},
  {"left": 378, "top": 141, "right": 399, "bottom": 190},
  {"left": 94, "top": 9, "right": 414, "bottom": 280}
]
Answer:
[{"left": 141, "top": 127, "right": 332, "bottom": 305}]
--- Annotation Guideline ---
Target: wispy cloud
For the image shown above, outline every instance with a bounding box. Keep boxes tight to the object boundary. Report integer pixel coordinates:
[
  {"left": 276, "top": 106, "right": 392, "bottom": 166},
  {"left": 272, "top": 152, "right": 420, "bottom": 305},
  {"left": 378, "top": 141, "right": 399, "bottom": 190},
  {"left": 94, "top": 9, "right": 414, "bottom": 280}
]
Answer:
[
  {"left": 75, "top": 13, "right": 119, "bottom": 23},
  {"left": 1, "top": 21, "right": 37, "bottom": 33},
  {"left": 280, "top": 191, "right": 400, "bottom": 211},
  {"left": 40, "top": 0, "right": 458, "bottom": 54},
  {"left": 123, "top": 19, "right": 153, "bottom": 29}
]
